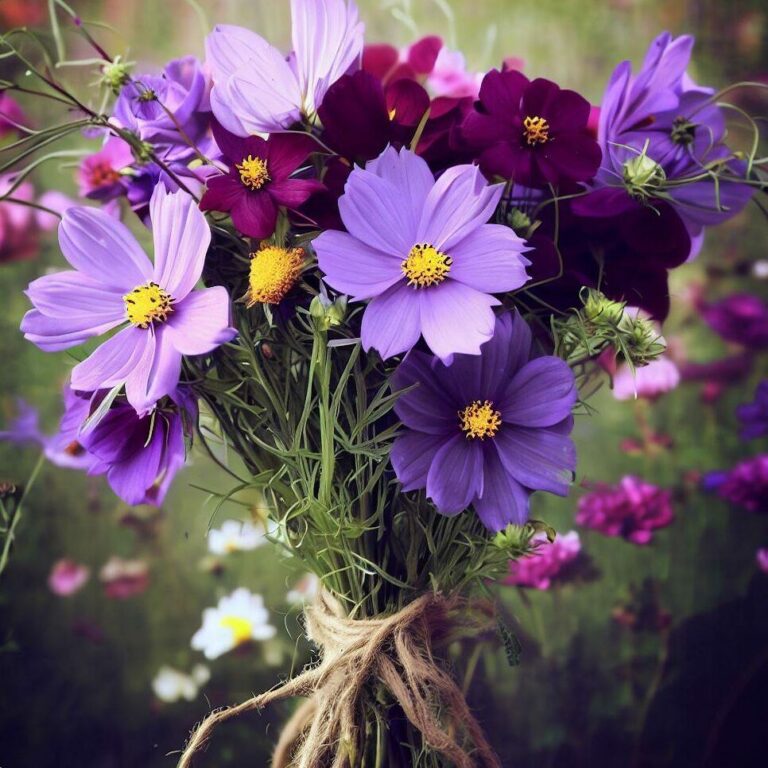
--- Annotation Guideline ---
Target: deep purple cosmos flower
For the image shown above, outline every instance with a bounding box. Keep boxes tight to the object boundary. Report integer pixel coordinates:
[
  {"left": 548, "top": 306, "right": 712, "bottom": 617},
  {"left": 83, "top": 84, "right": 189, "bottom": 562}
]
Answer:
[
  {"left": 504, "top": 531, "right": 581, "bottom": 590},
  {"left": 699, "top": 294, "right": 768, "bottom": 348},
  {"left": 459, "top": 69, "right": 601, "bottom": 188},
  {"left": 205, "top": 0, "right": 364, "bottom": 135},
  {"left": 200, "top": 122, "right": 322, "bottom": 239},
  {"left": 77, "top": 136, "right": 134, "bottom": 200},
  {"left": 315, "top": 147, "right": 530, "bottom": 360},
  {"left": 590, "top": 32, "right": 752, "bottom": 243},
  {"left": 703, "top": 456, "right": 768, "bottom": 513},
  {"left": 390, "top": 311, "right": 577, "bottom": 531},
  {"left": 576, "top": 476, "right": 674, "bottom": 544},
  {"left": 21, "top": 186, "right": 236, "bottom": 414},
  {"left": 737, "top": 381, "right": 768, "bottom": 440}
]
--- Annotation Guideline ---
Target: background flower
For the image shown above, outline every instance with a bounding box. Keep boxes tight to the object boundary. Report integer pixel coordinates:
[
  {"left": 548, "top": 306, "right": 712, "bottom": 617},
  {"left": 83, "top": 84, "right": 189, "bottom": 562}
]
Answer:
[
  {"left": 207, "top": 519, "right": 272, "bottom": 555},
  {"left": 504, "top": 531, "right": 581, "bottom": 589},
  {"left": 737, "top": 381, "right": 768, "bottom": 440},
  {"left": 47, "top": 559, "right": 90, "bottom": 597}
]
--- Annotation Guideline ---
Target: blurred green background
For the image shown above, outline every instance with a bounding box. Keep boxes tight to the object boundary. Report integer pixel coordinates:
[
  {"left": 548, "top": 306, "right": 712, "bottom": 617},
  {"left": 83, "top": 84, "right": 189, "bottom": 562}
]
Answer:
[{"left": 1, "top": 1, "right": 767, "bottom": 766}]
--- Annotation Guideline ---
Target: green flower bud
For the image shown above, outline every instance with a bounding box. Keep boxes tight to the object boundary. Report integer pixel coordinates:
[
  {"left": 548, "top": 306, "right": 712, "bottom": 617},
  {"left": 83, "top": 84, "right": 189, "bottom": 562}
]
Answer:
[
  {"left": 506, "top": 208, "right": 532, "bottom": 236},
  {"left": 310, "top": 294, "right": 347, "bottom": 332},
  {"left": 583, "top": 288, "right": 626, "bottom": 326},
  {"left": 100, "top": 56, "right": 133, "bottom": 94},
  {"left": 623, "top": 151, "right": 666, "bottom": 201}
]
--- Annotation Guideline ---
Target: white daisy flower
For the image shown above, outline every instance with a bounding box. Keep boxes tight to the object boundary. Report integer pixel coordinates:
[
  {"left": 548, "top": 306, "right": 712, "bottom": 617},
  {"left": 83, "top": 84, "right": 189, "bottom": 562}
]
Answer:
[
  {"left": 287, "top": 573, "right": 320, "bottom": 605},
  {"left": 191, "top": 588, "right": 277, "bottom": 660},
  {"left": 152, "top": 664, "right": 210, "bottom": 703},
  {"left": 207, "top": 519, "right": 273, "bottom": 555}
]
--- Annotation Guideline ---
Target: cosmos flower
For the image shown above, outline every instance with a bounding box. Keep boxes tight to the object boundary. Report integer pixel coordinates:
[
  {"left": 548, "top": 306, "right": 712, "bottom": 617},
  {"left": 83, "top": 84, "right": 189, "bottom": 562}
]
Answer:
[
  {"left": 612, "top": 357, "right": 681, "bottom": 401},
  {"left": 99, "top": 556, "right": 150, "bottom": 599},
  {"left": 205, "top": 0, "right": 364, "bottom": 135},
  {"left": 152, "top": 665, "right": 210, "bottom": 703},
  {"left": 315, "top": 147, "right": 530, "bottom": 360},
  {"left": 0, "top": 173, "right": 41, "bottom": 264},
  {"left": 200, "top": 122, "right": 322, "bottom": 239},
  {"left": 703, "top": 455, "right": 768, "bottom": 513},
  {"left": 0, "top": 92, "right": 25, "bottom": 137},
  {"left": 207, "top": 519, "right": 273, "bottom": 555},
  {"left": 77, "top": 136, "right": 134, "bottom": 200},
  {"left": 504, "top": 531, "right": 581, "bottom": 590},
  {"left": 757, "top": 548, "right": 768, "bottom": 574},
  {"left": 459, "top": 69, "right": 602, "bottom": 188},
  {"left": 191, "top": 588, "right": 277, "bottom": 660},
  {"left": 737, "top": 380, "right": 768, "bottom": 440},
  {"left": 390, "top": 311, "right": 577, "bottom": 530},
  {"left": 699, "top": 294, "right": 768, "bottom": 349},
  {"left": 47, "top": 559, "right": 90, "bottom": 597},
  {"left": 21, "top": 186, "right": 236, "bottom": 415},
  {"left": 576, "top": 476, "right": 674, "bottom": 544}
]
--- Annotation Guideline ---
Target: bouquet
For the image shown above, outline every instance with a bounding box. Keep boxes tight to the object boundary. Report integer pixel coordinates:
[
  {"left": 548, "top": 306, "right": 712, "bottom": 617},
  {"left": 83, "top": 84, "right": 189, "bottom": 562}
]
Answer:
[{"left": 1, "top": 1, "right": 763, "bottom": 765}]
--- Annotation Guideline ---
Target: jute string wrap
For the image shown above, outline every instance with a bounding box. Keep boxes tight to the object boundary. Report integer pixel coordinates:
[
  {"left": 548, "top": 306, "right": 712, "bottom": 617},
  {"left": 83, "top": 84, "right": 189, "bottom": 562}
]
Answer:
[{"left": 177, "top": 589, "right": 502, "bottom": 768}]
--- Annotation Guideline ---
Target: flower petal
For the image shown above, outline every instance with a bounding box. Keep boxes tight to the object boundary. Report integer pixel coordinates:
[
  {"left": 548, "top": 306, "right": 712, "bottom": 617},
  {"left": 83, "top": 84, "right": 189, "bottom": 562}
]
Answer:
[
  {"left": 25, "top": 270, "right": 125, "bottom": 318},
  {"left": 361, "top": 282, "right": 421, "bottom": 359},
  {"left": 21, "top": 309, "right": 125, "bottom": 352},
  {"left": 390, "top": 430, "right": 445, "bottom": 491},
  {"left": 231, "top": 193, "right": 278, "bottom": 239},
  {"left": 70, "top": 326, "right": 151, "bottom": 392},
  {"left": 426, "top": 433, "right": 483, "bottom": 515},
  {"left": 165, "top": 287, "right": 236, "bottom": 356},
  {"left": 474, "top": 445, "right": 530, "bottom": 530},
  {"left": 269, "top": 178, "right": 324, "bottom": 209},
  {"left": 124, "top": 326, "right": 183, "bottom": 415}
]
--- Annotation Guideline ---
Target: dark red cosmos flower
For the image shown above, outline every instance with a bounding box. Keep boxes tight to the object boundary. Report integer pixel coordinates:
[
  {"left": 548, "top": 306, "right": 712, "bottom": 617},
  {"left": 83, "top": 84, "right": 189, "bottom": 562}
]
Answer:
[
  {"left": 362, "top": 36, "right": 443, "bottom": 86},
  {"left": 200, "top": 121, "right": 323, "bottom": 239},
  {"left": 459, "top": 69, "right": 601, "bottom": 188}
]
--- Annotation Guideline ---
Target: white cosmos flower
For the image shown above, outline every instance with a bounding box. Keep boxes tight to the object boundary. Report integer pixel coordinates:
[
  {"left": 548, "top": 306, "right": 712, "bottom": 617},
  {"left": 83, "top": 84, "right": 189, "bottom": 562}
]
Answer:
[
  {"left": 207, "top": 518, "right": 273, "bottom": 555},
  {"left": 191, "top": 588, "right": 277, "bottom": 660},
  {"left": 152, "top": 664, "right": 210, "bottom": 703}
]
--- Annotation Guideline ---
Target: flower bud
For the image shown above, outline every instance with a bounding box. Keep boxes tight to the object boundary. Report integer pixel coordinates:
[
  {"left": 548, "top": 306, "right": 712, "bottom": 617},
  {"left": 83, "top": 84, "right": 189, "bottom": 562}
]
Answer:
[
  {"left": 100, "top": 57, "right": 133, "bottom": 94},
  {"left": 623, "top": 151, "right": 666, "bottom": 201},
  {"left": 309, "top": 293, "right": 347, "bottom": 332}
]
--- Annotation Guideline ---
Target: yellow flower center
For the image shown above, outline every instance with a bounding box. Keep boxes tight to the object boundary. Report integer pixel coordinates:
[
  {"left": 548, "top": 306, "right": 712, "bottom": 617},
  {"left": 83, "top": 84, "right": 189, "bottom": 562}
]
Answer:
[
  {"left": 401, "top": 243, "right": 452, "bottom": 288},
  {"left": 123, "top": 282, "right": 173, "bottom": 328},
  {"left": 236, "top": 155, "right": 270, "bottom": 190},
  {"left": 522, "top": 115, "right": 550, "bottom": 145},
  {"left": 459, "top": 400, "right": 502, "bottom": 440},
  {"left": 245, "top": 245, "right": 304, "bottom": 306},
  {"left": 219, "top": 615, "right": 253, "bottom": 645}
]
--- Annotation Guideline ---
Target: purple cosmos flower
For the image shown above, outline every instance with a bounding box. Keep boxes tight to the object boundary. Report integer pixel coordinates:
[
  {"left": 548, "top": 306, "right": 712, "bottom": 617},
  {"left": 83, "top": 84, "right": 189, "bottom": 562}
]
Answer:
[
  {"left": 699, "top": 293, "right": 768, "bottom": 348},
  {"left": 205, "top": 0, "right": 364, "bottom": 135},
  {"left": 390, "top": 311, "right": 577, "bottom": 531},
  {"left": 21, "top": 186, "right": 236, "bottom": 414},
  {"left": 200, "top": 122, "right": 322, "bottom": 239},
  {"left": 504, "top": 531, "right": 581, "bottom": 590},
  {"left": 591, "top": 32, "right": 753, "bottom": 242},
  {"left": 77, "top": 136, "right": 134, "bottom": 200},
  {"left": 737, "top": 381, "right": 768, "bottom": 440},
  {"left": 315, "top": 147, "right": 530, "bottom": 360},
  {"left": 612, "top": 356, "right": 681, "bottom": 401},
  {"left": 576, "top": 476, "right": 674, "bottom": 544},
  {"left": 112, "top": 55, "right": 211, "bottom": 161},
  {"left": 459, "top": 69, "right": 602, "bottom": 188},
  {"left": 703, "top": 455, "right": 768, "bottom": 513}
]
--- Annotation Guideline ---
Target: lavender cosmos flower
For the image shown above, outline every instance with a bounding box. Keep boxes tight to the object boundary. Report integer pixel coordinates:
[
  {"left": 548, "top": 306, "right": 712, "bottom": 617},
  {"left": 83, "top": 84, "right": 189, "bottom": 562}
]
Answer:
[
  {"left": 703, "top": 455, "right": 768, "bottom": 513},
  {"left": 77, "top": 136, "right": 134, "bottom": 200},
  {"left": 459, "top": 69, "right": 602, "bottom": 188},
  {"left": 504, "top": 530, "right": 581, "bottom": 590},
  {"left": 699, "top": 293, "right": 768, "bottom": 348},
  {"left": 315, "top": 147, "right": 530, "bottom": 360},
  {"left": 737, "top": 381, "right": 768, "bottom": 440},
  {"left": 576, "top": 476, "right": 674, "bottom": 544},
  {"left": 200, "top": 122, "right": 322, "bottom": 238},
  {"left": 390, "top": 311, "right": 577, "bottom": 530},
  {"left": 612, "top": 357, "right": 681, "bottom": 401},
  {"left": 21, "top": 186, "right": 236, "bottom": 414},
  {"left": 205, "top": 0, "right": 364, "bottom": 135}
]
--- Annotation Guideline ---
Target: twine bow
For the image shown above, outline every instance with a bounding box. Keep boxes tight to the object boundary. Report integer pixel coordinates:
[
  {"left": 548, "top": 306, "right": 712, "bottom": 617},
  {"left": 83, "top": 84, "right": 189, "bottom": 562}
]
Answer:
[{"left": 178, "top": 590, "right": 502, "bottom": 768}]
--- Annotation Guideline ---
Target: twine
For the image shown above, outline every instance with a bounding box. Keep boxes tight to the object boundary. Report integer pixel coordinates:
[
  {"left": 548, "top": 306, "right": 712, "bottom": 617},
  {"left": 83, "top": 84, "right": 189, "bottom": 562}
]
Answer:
[{"left": 177, "top": 590, "right": 501, "bottom": 768}]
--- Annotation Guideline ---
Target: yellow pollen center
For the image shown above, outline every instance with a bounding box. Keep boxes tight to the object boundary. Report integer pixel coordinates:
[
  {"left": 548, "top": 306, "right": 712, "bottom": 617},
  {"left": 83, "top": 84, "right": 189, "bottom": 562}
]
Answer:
[
  {"left": 522, "top": 115, "right": 550, "bottom": 145},
  {"left": 219, "top": 615, "right": 253, "bottom": 645},
  {"left": 245, "top": 245, "right": 304, "bottom": 306},
  {"left": 236, "top": 155, "right": 270, "bottom": 190},
  {"left": 123, "top": 282, "right": 173, "bottom": 328},
  {"left": 401, "top": 243, "right": 452, "bottom": 288},
  {"left": 459, "top": 400, "right": 502, "bottom": 440}
]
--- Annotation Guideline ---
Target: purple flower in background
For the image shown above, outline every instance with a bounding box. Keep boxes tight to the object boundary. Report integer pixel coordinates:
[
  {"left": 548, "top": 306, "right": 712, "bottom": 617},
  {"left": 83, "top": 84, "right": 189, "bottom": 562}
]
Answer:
[
  {"left": 737, "top": 381, "right": 768, "bottom": 440},
  {"left": 21, "top": 186, "right": 236, "bottom": 414},
  {"left": 315, "top": 147, "right": 530, "bottom": 360},
  {"left": 390, "top": 312, "right": 577, "bottom": 530},
  {"left": 200, "top": 122, "right": 322, "bottom": 238},
  {"left": 612, "top": 356, "right": 681, "bottom": 401},
  {"left": 504, "top": 531, "right": 581, "bottom": 590},
  {"left": 459, "top": 69, "right": 601, "bottom": 188},
  {"left": 703, "top": 455, "right": 768, "bottom": 513},
  {"left": 576, "top": 476, "right": 674, "bottom": 544},
  {"left": 112, "top": 56, "right": 211, "bottom": 160},
  {"left": 699, "top": 294, "right": 768, "bottom": 348},
  {"left": 205, "top": 0, "right": 364, "bottom": 135},
  {"left": 757, "top": 548, "right": 768, "bottom": 574},
  {"left": 77, "top": 136, "right": 134, "bottom": 200},
  {"left": 0, "top": 92, "right": 25, "bottom": 136}
]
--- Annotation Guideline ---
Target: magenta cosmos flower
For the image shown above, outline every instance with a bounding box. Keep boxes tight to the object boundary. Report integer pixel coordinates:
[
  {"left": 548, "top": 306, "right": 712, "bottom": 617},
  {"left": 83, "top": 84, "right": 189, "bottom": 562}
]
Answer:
[
  {"left": 390, "top": 312, "right": 577, "bottom": 530},
  {"left": 504, "top": 531, "right": 581, "bottom": 590},
  {"left": 77, "top": 136, "right": 134, "bottom": 201},
  {"left": 205, "top": 0, "right": 364, "bottom": 135},
  {"left": 315, "top": 147, "right": 530, "bottom": 360},
  {"left": 200, "top": 122, "right": 322, "bottom": 238},
  {"left": 21, "top": 186, "right": 236, "bottom": 414}
]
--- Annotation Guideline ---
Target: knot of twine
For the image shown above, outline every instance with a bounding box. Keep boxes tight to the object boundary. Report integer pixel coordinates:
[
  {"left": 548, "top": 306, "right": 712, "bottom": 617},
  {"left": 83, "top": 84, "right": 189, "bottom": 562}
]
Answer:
[{"left": 177, "top": 590, "right": 501, "bottom": 768}]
